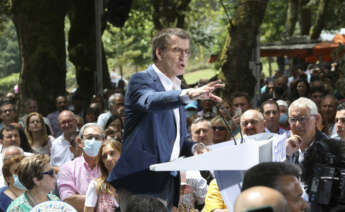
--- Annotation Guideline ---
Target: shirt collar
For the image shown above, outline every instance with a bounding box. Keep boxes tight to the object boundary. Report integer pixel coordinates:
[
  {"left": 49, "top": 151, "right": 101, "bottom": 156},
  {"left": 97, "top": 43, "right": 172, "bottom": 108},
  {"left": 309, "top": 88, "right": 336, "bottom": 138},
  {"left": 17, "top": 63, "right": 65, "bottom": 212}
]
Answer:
[
  {"left": 152, "top": 64, "right": 181, "bottom": 91},
  {"left": 81, "top": 153, "right": 98, "bottom": 171}
]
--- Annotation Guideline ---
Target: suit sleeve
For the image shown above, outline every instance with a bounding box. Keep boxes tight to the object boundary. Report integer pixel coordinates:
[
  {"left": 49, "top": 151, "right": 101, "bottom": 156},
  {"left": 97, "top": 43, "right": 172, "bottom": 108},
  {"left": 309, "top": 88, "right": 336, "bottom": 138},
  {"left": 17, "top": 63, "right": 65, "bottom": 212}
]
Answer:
[{"left": 127, "top": 73, "right": 185, "bottom": 112}]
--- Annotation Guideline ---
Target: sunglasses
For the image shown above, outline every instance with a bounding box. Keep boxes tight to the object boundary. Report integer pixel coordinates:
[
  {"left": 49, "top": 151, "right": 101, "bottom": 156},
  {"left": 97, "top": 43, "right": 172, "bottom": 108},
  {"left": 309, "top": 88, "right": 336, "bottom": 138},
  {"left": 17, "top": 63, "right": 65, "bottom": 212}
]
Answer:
[
  {"left": 212, "top": 126, "right": 226, "bottom": 131},
  {"left": 41, "top": 169, "right": 55, "bottom": 177}
]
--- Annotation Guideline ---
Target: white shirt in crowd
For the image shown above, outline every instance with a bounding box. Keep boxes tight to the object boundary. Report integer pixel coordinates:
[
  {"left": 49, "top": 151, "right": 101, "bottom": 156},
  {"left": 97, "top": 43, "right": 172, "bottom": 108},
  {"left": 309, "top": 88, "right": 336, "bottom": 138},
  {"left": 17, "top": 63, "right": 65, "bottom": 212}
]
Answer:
[{"left": 50, "top": 134, "right": 74, "bottom": 167}]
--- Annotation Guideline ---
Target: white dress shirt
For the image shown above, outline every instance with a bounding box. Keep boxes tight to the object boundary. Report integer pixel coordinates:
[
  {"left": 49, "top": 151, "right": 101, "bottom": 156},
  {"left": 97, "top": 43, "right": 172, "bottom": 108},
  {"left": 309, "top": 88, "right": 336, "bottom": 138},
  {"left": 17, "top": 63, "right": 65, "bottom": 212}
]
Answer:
[{"left": 152, "top": 64, "right": 182, "bottom": 161}]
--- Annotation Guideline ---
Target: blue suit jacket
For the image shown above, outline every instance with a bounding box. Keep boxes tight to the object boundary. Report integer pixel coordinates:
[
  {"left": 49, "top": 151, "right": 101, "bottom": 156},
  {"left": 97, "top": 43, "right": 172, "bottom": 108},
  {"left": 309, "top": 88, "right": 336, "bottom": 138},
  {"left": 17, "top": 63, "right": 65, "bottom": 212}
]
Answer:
[{"left": 107, "top": 65, "right": 194, "bottom": 197}]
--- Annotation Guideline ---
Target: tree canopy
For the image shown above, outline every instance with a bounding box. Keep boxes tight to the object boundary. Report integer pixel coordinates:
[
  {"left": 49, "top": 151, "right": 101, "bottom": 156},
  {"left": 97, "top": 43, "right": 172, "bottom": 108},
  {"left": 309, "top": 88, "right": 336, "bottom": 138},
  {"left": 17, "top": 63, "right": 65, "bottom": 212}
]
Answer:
[{"left": 0, "top": 0, "right": 344, "bottom": 112}]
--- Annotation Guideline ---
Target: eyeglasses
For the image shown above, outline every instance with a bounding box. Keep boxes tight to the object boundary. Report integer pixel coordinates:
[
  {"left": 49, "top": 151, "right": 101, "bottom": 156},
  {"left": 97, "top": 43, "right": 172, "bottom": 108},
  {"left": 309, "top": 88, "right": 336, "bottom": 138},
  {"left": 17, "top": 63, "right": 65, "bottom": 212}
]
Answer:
[
  {"left": 212, "top": 126, "right": 226, "bottom": 131},
  {"left": 288, "top": 116, "right": 312, "bottom": 124},
  {"left": 168, "top": 47, "right": 190, "bottom": 57},
  {"left": 41, "top": 169, "right": 55, "bottom": 177}
]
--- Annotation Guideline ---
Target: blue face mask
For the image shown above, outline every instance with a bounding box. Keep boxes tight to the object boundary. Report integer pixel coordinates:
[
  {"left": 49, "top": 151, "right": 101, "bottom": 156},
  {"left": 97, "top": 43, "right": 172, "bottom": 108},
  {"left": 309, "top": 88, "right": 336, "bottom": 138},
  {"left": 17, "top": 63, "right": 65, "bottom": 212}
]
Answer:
[
  {"left": 13, "top": 175, "right": 27, "bottom": 190},
  {"left": 83, "top": 138, "right": 102, "bottom": 157},
  {"left": 279, "top": 113, "right": 288, "bottom": 124}
]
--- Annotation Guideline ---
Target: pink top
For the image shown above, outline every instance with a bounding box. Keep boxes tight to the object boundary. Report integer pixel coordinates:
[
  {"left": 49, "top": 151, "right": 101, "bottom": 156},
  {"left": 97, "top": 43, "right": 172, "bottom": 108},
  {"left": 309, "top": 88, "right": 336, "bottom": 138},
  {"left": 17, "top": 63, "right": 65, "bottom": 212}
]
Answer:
[
  {"left": 96, "top": 192, "right": 118, "bottom": 212},
  {"left": 57, "top": 154, "right": 101, "bottom": 200}
]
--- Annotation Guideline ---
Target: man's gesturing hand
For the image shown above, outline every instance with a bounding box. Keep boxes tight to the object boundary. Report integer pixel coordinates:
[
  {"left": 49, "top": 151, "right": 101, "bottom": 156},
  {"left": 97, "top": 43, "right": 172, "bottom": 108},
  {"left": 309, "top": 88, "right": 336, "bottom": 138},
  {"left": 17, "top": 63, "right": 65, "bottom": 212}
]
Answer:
[
  {"left": 187, "top": 80, "right": 225, "bottom": 102},
  {"left": 286, "top": 134, "right": 303, "bottom": 156}
]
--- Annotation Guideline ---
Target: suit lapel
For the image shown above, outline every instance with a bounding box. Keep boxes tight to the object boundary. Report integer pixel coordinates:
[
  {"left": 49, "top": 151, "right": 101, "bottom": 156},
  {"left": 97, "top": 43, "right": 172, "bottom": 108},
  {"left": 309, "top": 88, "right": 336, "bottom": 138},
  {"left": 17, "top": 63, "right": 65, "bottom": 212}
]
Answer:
[{"left": 146, "top": 66, "right": 165, "bottom": 92}]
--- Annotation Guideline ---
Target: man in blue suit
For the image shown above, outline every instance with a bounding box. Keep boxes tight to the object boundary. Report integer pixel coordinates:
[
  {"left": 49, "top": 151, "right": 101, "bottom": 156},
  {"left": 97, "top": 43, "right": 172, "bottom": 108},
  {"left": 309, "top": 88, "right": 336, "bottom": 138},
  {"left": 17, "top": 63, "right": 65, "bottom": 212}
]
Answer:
[{"left": 107, "top": 28, "right": 224, "bottom": 211}]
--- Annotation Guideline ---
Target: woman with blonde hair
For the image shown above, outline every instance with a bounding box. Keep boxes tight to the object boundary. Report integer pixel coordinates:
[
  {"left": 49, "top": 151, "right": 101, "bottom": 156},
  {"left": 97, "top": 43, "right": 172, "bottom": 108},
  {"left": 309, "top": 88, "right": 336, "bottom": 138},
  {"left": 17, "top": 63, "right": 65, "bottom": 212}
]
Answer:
[
  {"left": 84, "top": 139, "right": 122, "bottom": 212},
  {"left": 211, "top": 116, "right": 231, "bottom": 144},
  {"left": 24, "top": 112, "right": 54, "bottom": 155}
]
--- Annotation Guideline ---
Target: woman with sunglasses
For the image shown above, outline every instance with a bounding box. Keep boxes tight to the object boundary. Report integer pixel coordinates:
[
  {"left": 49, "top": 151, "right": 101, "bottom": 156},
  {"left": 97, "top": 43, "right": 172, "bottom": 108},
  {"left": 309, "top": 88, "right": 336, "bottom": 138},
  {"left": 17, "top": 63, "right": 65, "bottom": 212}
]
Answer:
[
  {"left": 7, "top": 154, "right": 59, "bottom": 212},
  {"left": 211, "top": 116, "right": 231, "bottom": 144},
  {"left": 24, "top": 112, "right": 54, "bottom": 155},
  {"left": 0, "top": 155, "right": 25, "bottom": 212},
  {"left": 84, "top": 139, "right": 122, "bottom": 212}
]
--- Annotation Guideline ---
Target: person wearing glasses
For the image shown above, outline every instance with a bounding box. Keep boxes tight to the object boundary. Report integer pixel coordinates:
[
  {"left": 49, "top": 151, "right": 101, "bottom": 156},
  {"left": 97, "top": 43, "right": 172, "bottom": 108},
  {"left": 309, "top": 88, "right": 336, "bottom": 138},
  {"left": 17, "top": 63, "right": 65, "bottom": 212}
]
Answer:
[
  {"left": 210, "top": 116, "right": 231, "bottom": 144},
  {"left": 285, "top": 97, "right": 345, "bottom": 211},
  {"left": 285, "top": 97, "right": 328, "bottom": 164},
  {"left": 7, "top": 154, "right": 59, "bottom": 212},
  {"left": 57, "top": 123, "right": 103, "bottom": 212},
  {"left": 107, "top": 28, "right": 224, "bottom": 211}
]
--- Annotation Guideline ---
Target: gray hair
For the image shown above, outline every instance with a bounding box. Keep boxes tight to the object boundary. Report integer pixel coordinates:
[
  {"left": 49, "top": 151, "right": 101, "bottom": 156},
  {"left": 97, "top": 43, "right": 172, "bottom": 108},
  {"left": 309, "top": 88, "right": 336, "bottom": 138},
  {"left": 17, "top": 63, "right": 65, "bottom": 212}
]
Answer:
[
  {"left": 191, "top": 117, "right": 212, "bottom": 129},
  {"left": 288, "top": 97, "right": 318, "bottom": 116},
  {"left": 79, "top": 123, "right": 104, "bottom": 139},
  {"left": 108, "top": 93, "right": 123, "bottom": 108}
]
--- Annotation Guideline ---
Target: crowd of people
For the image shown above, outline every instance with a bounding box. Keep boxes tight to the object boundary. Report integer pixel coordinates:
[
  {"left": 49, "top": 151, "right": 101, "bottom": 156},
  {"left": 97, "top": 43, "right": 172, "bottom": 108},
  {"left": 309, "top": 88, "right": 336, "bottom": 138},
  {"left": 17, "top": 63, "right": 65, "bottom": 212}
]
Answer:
[{"left": 0, "top": 27, "right": 344, "bottom": 212}]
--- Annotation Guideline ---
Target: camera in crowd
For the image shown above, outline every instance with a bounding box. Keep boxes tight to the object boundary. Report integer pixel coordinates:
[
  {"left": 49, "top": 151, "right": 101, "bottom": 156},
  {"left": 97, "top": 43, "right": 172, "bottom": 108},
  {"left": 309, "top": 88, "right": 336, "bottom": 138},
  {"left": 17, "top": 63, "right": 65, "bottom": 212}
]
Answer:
[{"left": 309, "top": 153, "right": 345, "bottom": 207}]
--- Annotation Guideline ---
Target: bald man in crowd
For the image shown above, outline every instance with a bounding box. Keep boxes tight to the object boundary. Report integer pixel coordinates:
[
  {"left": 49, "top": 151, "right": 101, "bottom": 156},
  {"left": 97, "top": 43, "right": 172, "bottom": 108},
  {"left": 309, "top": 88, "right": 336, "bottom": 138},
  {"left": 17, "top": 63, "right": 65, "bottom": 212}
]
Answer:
[
  {"left": 240, "top": 109, "right": 265, "bottom": 136},
  {"left": 234, "top": 186, "right": 289, "bottom": 212}
]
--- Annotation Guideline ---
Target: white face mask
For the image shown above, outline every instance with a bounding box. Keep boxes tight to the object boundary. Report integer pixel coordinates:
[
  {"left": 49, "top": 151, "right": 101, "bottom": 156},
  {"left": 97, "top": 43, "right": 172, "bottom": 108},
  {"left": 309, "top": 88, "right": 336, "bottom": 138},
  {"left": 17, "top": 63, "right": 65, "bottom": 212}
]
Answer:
[{"left": 83, "top": 138, "right": 102, "bottom": 157}]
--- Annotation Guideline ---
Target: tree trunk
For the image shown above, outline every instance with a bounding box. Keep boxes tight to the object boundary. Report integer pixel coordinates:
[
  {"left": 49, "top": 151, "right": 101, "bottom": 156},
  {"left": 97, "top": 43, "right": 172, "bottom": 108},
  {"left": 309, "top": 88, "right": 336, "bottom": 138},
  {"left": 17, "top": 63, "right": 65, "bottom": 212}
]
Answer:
[
  {"left": 299, "top": 0, "right": 312, "bottom": 35},
  {"left": 68, "top": 0, "right": 111, "bottom": 105},
  {"left": 310, "top": 0, "right": 328, "bottom": 40},
  {"left": 11, "top": 0, "right": 69, "bottom": 115},
  {"left": 221, "top": 0, "right": 269, "bottom": 99},
  {"left": 152, "top": 0, "right": 191, "bottom": 30},
  {"left": 284, "top": 0, "right": 299, "bottom": 37}
]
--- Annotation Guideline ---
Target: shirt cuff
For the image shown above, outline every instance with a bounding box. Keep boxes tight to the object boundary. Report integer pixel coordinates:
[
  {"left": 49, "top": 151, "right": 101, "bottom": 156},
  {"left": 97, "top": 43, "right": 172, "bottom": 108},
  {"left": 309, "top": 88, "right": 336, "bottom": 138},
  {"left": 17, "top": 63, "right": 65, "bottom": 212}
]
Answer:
[
  {"left": 179, "top": 89, "right": 193, "bottom": 104},
  {"left": 191, "top": 142, "right": 206, "bottom": 154}
]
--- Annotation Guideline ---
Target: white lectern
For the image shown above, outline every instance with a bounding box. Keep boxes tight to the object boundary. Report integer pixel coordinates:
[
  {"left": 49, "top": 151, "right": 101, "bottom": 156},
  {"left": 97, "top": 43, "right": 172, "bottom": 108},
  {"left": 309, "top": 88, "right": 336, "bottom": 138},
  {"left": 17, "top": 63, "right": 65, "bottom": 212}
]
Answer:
[{"left": 150, "top": 132, "right": 287, "bottom": 211}]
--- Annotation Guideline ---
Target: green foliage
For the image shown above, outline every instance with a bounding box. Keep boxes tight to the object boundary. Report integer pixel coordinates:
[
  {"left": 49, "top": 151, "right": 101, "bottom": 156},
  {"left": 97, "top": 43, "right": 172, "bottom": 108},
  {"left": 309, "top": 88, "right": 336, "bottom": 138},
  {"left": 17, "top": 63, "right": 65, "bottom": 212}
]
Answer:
[
  {"left": 260, "top": 0, "right": 288, "bottom": 42},
  {"left": 0, "top": 72, "right": 19, "bottom": 94},
  {"left": 103, "top": 0, "right": 153, "bottom": 76},
  {"left": 323, "top": 0, "right": 345, "bottom": 31},
  {"left": 0, "top": 19, "right": 20, "bottom": 78},
  {"left": 187, "top": 0, "right": 226, "bottom": 59}
]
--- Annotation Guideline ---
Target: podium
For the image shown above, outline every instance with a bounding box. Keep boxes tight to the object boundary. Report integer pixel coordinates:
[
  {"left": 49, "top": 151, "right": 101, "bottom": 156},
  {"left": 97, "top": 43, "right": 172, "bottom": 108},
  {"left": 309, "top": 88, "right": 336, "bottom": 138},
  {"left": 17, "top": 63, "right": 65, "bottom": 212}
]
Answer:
[{"left": 150, "top": 132, "right": 287, "bottom": 211}]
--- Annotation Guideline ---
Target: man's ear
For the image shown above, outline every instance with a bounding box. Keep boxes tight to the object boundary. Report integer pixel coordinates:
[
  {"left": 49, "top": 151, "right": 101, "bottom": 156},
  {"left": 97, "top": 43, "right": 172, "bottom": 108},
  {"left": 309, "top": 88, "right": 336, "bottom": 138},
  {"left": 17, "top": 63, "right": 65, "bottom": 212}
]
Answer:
[
  {"left": 69, "top": 145, "right": 74, "bottom": 154},
  {"left": 76, "top": 137, "right": 83, "bottom": 148},
  {"left": 155, "top": 48, "right": 163, "bottom": 61},
  {"left": 314, "top": 113, "right": 321, "bottom": 123}
]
